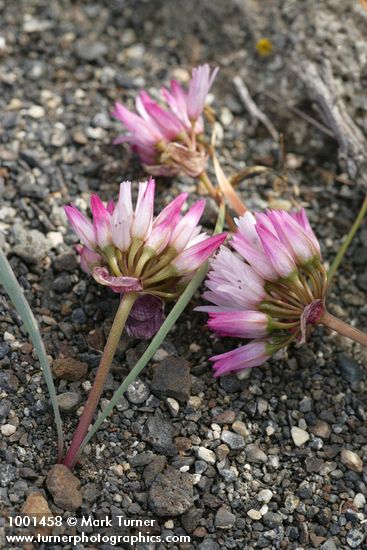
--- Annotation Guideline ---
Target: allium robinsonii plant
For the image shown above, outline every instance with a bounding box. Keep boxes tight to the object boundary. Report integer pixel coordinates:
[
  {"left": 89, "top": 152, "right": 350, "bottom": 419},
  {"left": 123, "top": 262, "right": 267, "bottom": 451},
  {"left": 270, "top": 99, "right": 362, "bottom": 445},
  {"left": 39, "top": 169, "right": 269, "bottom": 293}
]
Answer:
[
  {"left": 112, "top": 65, "right": 218, "bottom": 178},
  {"left": 198, "top": 209, "right": 367, "bottom": 378},
  {"left": 62, "top": 177, "right": 226, "bottom": 470}
]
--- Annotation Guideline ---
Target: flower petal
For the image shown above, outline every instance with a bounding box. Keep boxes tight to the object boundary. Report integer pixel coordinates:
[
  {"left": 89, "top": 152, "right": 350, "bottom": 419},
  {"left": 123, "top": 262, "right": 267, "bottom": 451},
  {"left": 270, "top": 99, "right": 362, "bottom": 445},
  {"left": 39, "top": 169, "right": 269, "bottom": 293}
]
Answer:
[
  {"left": 64, "top": 205, "right": 96, "bottom": 250},
  {"left": 210, "top": 341, "right": 269, "bottom": 377}
]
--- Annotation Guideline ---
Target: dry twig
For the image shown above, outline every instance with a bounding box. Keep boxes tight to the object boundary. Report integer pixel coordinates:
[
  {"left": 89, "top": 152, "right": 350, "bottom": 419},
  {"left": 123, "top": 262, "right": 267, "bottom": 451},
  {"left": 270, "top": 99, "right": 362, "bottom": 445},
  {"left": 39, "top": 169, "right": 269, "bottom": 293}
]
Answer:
[{"left": 233, "top": 76, "right": 279, "bottom": 141}]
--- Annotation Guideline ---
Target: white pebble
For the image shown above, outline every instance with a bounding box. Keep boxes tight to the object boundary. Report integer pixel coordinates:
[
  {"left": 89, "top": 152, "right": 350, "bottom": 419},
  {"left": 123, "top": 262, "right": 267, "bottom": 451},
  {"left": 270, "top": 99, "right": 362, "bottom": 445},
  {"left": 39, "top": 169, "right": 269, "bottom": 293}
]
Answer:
[
  {"left": 47, "top": 231, "right": 63, "bottom": 247},
  {"left": 28, "top": 105, "right": 45, "bottom": 118},
  {"left": 197, "top": 446, "right": 216, "bottom": 465},
  {"left": 291, "top": 426, "right": 310, "bottom": 447},
  {"left": 259, "top": 504, "right": 268, "bottom": 516},
  {"left": 153, "top": 348, "right": 169, "bottom": 362},
  {"left": 232, "top": 420, "right": 248, "bottom": 437},
  {"left": 166, "top": 397, "right": 179, "bottom": 417},
  {"left": 354, "top": 493, "right": 366, "bottom": 509},
  {"left": 1, "top": 424, "right": 16, "bottom": 436},
  {"left": 257, "top": 489, "right": 273, "bottom": 503},
  {"left": 247, "top": 509, "right": 262, "bottom": 520}
]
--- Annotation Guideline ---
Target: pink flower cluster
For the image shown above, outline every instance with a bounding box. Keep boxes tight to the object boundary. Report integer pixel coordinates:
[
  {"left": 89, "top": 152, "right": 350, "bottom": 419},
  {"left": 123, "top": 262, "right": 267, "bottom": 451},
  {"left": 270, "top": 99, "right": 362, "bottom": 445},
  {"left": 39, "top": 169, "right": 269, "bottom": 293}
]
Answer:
[
  {"left": 112, "top": 65, "right": 218, "bottom": 177},
  {"left": 65, "top": 178, "right": 226, "bottom": 337},
  {"left": 198, "top": 209, "right": 327, "bottom": 377}
]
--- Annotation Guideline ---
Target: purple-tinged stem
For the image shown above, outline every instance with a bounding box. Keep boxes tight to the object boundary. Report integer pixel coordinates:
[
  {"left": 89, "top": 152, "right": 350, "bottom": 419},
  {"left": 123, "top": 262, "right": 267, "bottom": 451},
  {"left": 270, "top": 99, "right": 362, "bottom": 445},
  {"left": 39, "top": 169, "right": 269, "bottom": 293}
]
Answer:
[
  {"left": 62, "top": 292, "right": 138, "bottom": 470},
  {"left": 320, "top": 311, "right": 367, "bottom": 347}
]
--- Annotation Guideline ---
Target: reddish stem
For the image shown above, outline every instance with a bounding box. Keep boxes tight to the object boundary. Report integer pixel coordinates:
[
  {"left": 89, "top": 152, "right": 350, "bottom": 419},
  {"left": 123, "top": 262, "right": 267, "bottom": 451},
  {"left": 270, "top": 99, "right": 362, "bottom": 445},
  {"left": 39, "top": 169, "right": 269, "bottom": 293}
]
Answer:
[
  {"left": 62, "top": 292, "right": 137, "bottom": 470},
  {"left": 320, "top": 311, "right": 367, "bottom": 347}
]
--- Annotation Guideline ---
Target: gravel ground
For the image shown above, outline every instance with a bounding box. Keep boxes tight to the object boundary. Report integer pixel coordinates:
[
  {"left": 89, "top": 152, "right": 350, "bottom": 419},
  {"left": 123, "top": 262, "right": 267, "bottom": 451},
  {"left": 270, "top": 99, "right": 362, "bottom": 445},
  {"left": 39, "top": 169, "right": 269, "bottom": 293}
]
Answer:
[{"left": 1, "top": 1, "right": 367, "bottom": 549}]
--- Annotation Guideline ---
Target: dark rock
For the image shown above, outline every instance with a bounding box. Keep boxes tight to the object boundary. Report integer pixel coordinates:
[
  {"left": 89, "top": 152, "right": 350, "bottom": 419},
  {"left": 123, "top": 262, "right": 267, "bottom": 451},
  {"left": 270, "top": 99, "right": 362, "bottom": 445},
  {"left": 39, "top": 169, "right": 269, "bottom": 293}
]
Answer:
[
  {"left": 20, "top": 467, "right": 38, "bottom": 480},
  {"left": 52, "top": 274, "right": 72, "bottom": 293},
  {"left": 0, "top": 344, "right": 10, "bottom": 360},
  {"left": 336, "top": 354, "right": 363, "bottom": 386},
  {"left": 181, "top": 508, "right": 202, "bottom": 533},
  {"left": 145, "top": 412, "right": 177, "bottom": 456},
  {"left": 198, "top": 541, "right": 220, "bottom": 550},
  {"left": 148, "top": 468, "right": 194, "bottom": 516},
  {"left": 19, "top": 150, "right": 41, "bottom": 169},
  {"left": 0, "top": 399, "right": 11, "bottom": 420},
  {"left": 219, "top": 375, "right": 241, "bottom": 393},
  {"left": 150, "top": 356, "right": 191, "bottom": 402},
  {"left": 263, "top": 512, "right": 283, "bottom": 528},
  {"left": 143, "top": 456, "right": 166, "bottom": 486},
  {"left": 129, "top": 452, "right": 155, "bottom": 467},
  {"left": 299, "top": 396, "right": 312, "bottom": 413},
  {"left": 53, "top": 253, "right": 78, "bottom": 272},
  {"left": 305, "top": 457, "right": 324, "bottom": 473},
  {"left": 357, "top": 272, "right": 367, "bottom": 292},
  {"left": 215, "top": 506, "right": 236, "bottom": 529},
  {"left": 221, "top": 431, "right": 245, "bottom": 450},
  {"left": 71, "top": 308, "right": 87, "bottom": 324},
  {"left": 0, "top": 371, "right": 20, "bottom": 392}
]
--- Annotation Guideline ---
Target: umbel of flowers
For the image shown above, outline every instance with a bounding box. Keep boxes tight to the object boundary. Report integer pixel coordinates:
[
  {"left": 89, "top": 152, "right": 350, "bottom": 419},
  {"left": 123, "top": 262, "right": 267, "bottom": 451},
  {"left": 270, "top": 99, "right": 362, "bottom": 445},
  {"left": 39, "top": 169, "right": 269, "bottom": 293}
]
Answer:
[
  {"left": 198, "top": 208, "right": 332, "bottom": 377},
  {"left": 112, "top": 64, "right": 218, "bottom": 177},
  {"left": 65, "top": 177, "right": 226, "bottom": 337}
]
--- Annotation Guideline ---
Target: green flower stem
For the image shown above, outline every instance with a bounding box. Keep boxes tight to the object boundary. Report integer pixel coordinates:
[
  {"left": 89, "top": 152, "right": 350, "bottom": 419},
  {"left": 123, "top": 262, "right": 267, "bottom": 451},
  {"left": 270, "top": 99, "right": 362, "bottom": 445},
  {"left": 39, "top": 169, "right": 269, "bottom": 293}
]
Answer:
[
  {"left": 0, "top": 247, "right": 64, "bottom": 462},
  {"left": 62, "top": 292, "right": 138, "bottom": 470},
  {"left": 71, "top": 202, "right": 226, "bottom": 466},
  {"left": 320, "top": 311, "right": 367, "bottom": 347},
  {"left": 328, "top": 194, "right": 367, "bottom": 289}
]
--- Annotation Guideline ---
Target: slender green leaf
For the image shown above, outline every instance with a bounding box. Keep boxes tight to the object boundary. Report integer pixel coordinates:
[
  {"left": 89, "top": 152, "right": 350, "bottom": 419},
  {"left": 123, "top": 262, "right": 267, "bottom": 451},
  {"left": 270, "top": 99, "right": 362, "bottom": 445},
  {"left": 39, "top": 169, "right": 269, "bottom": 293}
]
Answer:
[
  {"left": 328, "top": 194, "right": 367, "bottom": 290},
  {"left": 77, "top": 202, "right": 226, "bottom": 458},
  {"left": 0, "top": 247, "right": 63, "bottom": 461}
]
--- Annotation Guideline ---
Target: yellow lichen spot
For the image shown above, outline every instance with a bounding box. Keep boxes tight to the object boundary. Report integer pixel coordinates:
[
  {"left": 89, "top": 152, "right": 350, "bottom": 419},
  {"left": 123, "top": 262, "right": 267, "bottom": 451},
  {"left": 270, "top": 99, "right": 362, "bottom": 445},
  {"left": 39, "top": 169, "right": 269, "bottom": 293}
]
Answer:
[{"left": 256, "top": 38, "right": 273, "bottom": 57}]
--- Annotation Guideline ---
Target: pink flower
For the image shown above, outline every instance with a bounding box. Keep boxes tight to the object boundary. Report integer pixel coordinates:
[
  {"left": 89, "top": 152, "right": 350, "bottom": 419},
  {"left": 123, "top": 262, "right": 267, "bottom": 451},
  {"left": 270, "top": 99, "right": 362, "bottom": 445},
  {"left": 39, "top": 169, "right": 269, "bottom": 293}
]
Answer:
[
  {"left": 211, "top": 342, "right": 270, "bottom": 378},
  {"left": 187, "top": 64, "right": 219, "bottom": 121},
  {"left": 198, "top": 208, "right": 327, "bottom": 376},
  {"left": 112, "top": 64, "right": 218, "bottom": 177},
  {"left": 65, "top": 178, "right": 226, "bottom": 338}
]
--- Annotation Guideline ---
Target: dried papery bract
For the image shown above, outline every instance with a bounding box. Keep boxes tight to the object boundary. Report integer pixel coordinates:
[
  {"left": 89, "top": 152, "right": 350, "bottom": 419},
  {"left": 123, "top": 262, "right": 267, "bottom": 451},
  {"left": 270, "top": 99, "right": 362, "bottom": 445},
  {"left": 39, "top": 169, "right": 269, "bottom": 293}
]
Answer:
[
  {"left": 198, "top": 208, "right": 367, "bottom": 378},
  {"left": 62, "top": 178, "right": 226, "bottom": 469}
]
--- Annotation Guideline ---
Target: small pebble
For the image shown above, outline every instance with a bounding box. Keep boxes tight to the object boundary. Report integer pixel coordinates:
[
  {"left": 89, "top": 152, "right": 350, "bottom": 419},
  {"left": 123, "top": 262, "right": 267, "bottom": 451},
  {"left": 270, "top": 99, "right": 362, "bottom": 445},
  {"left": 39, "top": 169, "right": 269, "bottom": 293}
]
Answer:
[
  {"left": 291, "top": 426, "right": 310, "bottom": 446},
  {"left": 197, "top": 447, "right": 216, "bottom": 465},
  {"left": 56, "top": 392, "right": 80, "bottom": 412},
  {"left": 232, "top": 420, "right": 248, "bottom": 437},
  {"left": 340, "top": 449, "right": 363, "bottom": 473},
  {"left": 1, "top": 424, "right": 16, "bottom": 436},
  {"left": 258, "top": 489, "right": 273, "bottom": 503},
  {"left": 221, "top": 431, "right": 245, "bottom": 450},
  {"left": 247, "top": 509, "right": 262, "bottom": 520}
]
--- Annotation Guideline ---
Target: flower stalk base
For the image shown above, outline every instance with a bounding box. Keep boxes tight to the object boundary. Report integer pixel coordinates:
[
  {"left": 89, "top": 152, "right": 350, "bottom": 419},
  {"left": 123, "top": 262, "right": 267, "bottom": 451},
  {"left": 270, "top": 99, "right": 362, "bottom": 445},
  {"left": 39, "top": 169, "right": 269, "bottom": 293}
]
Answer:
[{"left": 62, "top": 292, "right": 138, "bottom": 470}]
